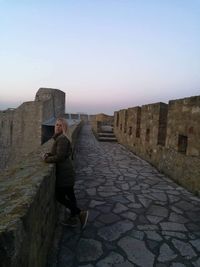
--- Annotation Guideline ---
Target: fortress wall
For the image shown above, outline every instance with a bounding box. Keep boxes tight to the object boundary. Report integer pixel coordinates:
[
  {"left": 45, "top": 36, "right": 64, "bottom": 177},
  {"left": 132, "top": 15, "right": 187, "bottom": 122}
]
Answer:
[
  {"left": 0, "top": 109, "right": 15, "bottom": 169},
  {"left": 113, "top": 109, "right": 127, "bottom": 143},
  {"left": 35, "top": 88, "right": 65, "bottom": 119},
  {"left": 9, "top": 101, "right": 43, "bottom": 166},
  {"left": 41, "top": 97, "right": 55, "bottom": 123},
  {"left": 0, "top": 122, "right": 82, "bottom": 267},
  {"left": 139, "top": 102, "right": 168, "bottom": 164},
  {"left": 158, "top": 96, "right": 200, "bottom": 193},
  {"left": 0, "top": 88, "right": 66, "bottom": 171},
  {"left": 94, "top": 113, "right": 113, "bottom": 123},
  {"left": 114, "top": 103, "right": 168, "bottom": 164},
  {"left": 165, "top": 96, "right": 200, "bottom": 156},
  {"left": 114, "top": 107, "right": 141, "bottom": 151},
  {"left": 126, "top": 107, "right": 142, "bottom": 153},
  {"left": 90, "top": 113, "right": 114, "bottom": 134},
  {"left": 114, "top": 107, "right": 143, "bottom": 150},
  {"left": 114, "top": 95, "right": 200, "bottom": 194}
]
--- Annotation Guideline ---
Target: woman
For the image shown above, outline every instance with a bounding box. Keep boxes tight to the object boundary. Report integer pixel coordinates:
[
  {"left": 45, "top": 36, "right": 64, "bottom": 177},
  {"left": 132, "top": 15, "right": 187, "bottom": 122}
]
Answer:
[{"left": 43, "top": 117, "right": 88, "bottom": 228}]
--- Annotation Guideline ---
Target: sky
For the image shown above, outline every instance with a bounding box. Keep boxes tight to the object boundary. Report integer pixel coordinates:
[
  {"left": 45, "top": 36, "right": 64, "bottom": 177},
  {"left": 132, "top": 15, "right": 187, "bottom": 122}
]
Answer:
[{"left": 0, "top": 0, "right": 199, "bottom": 115}]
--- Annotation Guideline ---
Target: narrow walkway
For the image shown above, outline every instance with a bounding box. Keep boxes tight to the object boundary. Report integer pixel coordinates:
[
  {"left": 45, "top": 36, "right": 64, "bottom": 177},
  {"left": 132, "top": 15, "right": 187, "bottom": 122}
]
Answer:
[{"left": 48, "top": 124, "right": 200, "bottom": 267}]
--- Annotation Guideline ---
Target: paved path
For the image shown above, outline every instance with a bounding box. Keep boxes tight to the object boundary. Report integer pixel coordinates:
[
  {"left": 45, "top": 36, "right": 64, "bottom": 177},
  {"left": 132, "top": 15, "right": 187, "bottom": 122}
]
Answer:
[{"left": 47, "top": 124, "right": 200, "bottom": 267}]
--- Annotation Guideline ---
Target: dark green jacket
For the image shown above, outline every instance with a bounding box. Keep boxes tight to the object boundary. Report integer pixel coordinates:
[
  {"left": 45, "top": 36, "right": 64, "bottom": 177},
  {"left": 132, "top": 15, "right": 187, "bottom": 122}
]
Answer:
[{"left": 45, "top": 133, "right": 75, "bottom": 187}]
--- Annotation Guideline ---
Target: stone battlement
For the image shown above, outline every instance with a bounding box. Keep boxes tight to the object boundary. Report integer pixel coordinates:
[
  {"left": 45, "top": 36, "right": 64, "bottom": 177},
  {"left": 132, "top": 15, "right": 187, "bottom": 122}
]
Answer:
[{"left": 114, "top": 95, "right": 200, "bottom": 195}]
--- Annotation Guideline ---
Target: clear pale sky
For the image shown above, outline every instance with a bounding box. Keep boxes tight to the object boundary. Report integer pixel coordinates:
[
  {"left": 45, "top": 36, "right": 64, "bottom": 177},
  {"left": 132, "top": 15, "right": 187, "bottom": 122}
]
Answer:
[{"left": 0, "top": 0, "right": 199, "bottom": 115}]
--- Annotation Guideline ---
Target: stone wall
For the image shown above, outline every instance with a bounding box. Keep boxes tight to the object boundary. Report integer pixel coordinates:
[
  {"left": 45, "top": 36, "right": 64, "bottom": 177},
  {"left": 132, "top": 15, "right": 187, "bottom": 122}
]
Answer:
[
  {"left": 165, "top": 96, "right": 200, "bottom": 156},
  {"left": 35, "top": 88, "right": 65, "bottom": 120},
  {"left": 8, "top": 101, "right": 43, "bottom": 168},
  {"left": 0, "top": 88, "right": 65, "bottom": 170},
  {"left": 90, "top": 113, "right": 114, "bottom": 133},
  {"left": 114, "top": 96, "right": 200, "bottom": 195},
  {"left": 158, "top": 96, "right": 200, "bottom": 192},
  {"left": 126, "top": 106, "right": 141, "bottom": 152},
  {"left": 0, "top": 122, "right": 82, "bottom": 267},
  {"left": 0, "top": 109, "right": 15, "bottom": 169}
]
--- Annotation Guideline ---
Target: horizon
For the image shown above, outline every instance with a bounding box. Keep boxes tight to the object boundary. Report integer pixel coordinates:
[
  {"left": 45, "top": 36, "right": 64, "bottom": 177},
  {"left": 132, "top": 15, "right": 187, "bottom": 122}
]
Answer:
[
  {"left": 1, "top": 89, "right": 199, "bottom": 116},
  {"left": 0, "top": 0, "right": 200, "bottom": 115}
]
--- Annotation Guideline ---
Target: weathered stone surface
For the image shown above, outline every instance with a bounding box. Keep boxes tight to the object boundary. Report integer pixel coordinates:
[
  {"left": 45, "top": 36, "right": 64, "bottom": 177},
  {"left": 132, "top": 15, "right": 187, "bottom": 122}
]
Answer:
[
  {"left": 146, "top": 215, "right": 164, "bottom": 224},
  {"left": 172, "top": 239, "right": 197, "bottom": 259},
  {"left": 130, "top": 230, "right": 145, "bottom": 240},
  {"left": 98, "top": 213, "right": 120, "bottom": 224},
  {"left": 89, "top": 200, "right": 106, "bottom": 208},
  {"left": 160, "top": 222, "right": 187, "bottom": 232},
  {"left": 158, "top": 243, "right": 177, "bottom": 262},
  {"left": 96, "top": 252, "right": 124, "bottom": 267},
  {"left": 86, "top": 188, "right": 96, "bottom": 195},
  {"left": 147, "top": 205, "right": 168, "bottom": 217},
  {"left": 190, "top": 239, "right": 200, "bottom": 252},
  {"left": 192, "top": 257, "right": 200, "bottom": 267},
  {"left": 162, "top": 231, "right": 187, "bottom": 239},
  {"left": 77, "top": 239, "right": 103, "bottom": 262},
  {"left": 115, "top": 261, "right": 134, "bottom": 267},
  {"left": 114, "top": 96, "right": 200, "bottom": 195},
  {"left": 113, "top": 203, "right": 128, "bottom": 213},
  {"left": 150, "top": 192, "right": 167, "bottom": 202},
  {"left": 169, "top": 212, "right": 189, "bottom": 223},
  {"left": 171, "top": 263, "right": 186, "bottom": 267},
  {"left": 145, "top": 231, "right": 163, "bottom": 241},
  {"left": 137, "top": 225, "right": 159, "bottom": 231},
  {"left": 121, "top": 211, "right": 137, "bottom": 221},
  {"left": 0, "top": 88, "right": 65, "bottom": 171},
  {"left": 138, "top": 196, "right": 152, "bottom": 208},
  {"left": 98, "top": 220, "right": 133, "bottom": 241},
  {"left": 118, "top": 236, "right": 155, "bottom": 267}
]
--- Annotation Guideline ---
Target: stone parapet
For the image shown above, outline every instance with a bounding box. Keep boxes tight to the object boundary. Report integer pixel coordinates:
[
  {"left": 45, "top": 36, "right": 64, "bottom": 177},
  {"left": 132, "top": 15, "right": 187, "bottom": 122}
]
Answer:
[
  {"left": 158, "top": 147, "right": 200, "bottom": 194},
  {"left": 0, "top": 122, "right": 82, "bottom": 267},
  {"left": 114, "top": 95, "right": 200, "bottom": 195}
]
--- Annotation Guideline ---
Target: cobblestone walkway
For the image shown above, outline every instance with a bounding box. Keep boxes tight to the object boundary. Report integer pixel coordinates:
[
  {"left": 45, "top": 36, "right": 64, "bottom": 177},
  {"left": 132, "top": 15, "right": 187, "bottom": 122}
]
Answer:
[{"left": 48, "top": 124, "right": 200, "bottom": 267}]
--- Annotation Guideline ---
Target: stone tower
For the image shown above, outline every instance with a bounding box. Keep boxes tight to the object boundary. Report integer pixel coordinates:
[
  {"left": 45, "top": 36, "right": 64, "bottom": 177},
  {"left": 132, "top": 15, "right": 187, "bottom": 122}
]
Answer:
[{"left": 0, "top": 88, "right": 66, "bottom": 170}]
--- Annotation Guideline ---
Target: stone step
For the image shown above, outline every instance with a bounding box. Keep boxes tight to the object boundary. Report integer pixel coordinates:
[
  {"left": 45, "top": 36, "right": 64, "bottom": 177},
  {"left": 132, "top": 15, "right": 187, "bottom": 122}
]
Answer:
[
  {"left": 100, "top": 130, "right": 113, "bottom": 133},
  {"left": 98, "top": 136, "right": 117, "bottom": 142},
  {"left": 98, "top": 132, "right": 115, "bottom": 137}
]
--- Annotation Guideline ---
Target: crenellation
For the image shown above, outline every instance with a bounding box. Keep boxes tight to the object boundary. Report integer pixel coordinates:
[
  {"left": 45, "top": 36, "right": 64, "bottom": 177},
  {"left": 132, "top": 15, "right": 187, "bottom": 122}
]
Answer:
[
  {"left": 0, "top": 88, "right": 200, "bottom": 266},
  {"left": 114, "top": 95, "right": 200, "bottom": 194},
  {"left": 166, "top": 96, "right": 200, "bottom": 156},
  {"left": 157, "top": 103, "right": 168, "bottom": 146},
  {"left": 126, "top": 107, "right": 141, "bottom": 151}
]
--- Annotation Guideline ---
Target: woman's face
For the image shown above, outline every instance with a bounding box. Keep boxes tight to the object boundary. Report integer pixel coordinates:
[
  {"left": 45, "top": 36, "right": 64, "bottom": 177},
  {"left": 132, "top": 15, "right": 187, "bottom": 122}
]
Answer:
[{"left": 55, "top": 120, "right": 63, "bottom": 134}]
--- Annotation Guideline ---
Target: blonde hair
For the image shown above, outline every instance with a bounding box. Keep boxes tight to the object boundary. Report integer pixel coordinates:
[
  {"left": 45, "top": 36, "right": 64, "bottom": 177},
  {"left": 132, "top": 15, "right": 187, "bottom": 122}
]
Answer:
[{"left": 55, "top": 117, "right": 69, "bottom": 138}]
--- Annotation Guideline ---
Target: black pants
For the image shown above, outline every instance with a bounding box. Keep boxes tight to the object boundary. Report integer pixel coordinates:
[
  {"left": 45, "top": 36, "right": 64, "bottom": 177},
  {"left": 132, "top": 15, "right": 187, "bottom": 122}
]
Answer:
[{"left": 55, "top": 186, "right": 81, "bottom": 217}]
